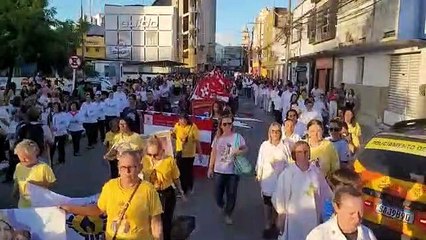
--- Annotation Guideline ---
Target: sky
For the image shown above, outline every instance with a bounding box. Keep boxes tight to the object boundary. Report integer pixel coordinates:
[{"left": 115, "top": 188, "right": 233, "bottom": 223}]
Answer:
[{"left": 50, "top": 0, "right": 289, "bottom": 46}]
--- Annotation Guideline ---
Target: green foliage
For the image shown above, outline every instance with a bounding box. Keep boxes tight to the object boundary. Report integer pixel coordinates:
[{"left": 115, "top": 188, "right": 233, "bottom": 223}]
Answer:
[{"left": 0, "top": 0, "right": 88, "bottom": 77}]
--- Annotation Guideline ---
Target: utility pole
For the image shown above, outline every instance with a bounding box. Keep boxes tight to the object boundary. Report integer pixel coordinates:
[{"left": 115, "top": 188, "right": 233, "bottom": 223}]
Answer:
[
  {"left": 283, "top": 0, "right": 292, "bottom": 84},
  {"left": 81, "top": 0, "right": 86, "bottom": 81}
]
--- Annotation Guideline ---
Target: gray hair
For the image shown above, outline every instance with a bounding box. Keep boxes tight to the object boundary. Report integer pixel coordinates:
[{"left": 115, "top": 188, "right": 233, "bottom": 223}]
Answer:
[{"left": 14, "top": 139, "right": 40, "bottom": 156}]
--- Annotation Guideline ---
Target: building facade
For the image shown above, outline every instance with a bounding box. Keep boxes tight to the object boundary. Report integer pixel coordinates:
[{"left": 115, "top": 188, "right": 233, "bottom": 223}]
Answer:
[
  {"left": 77, "top": 25, "right": 106, "bottom": 60},
  {"left": 290, "top": 0, "right": 426, "bottom": 126},
  {"left": 249, "top": 7, "right": 288, "bottom": 79},
  {"left": 153, "top": 0, "right": 217, "bottom": 72},
  {"left": 104, "top": 5, "right": 177, "bottom": 62}
]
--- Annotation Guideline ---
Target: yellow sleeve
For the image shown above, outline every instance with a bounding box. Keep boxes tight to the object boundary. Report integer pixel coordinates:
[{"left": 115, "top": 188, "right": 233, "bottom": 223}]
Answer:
[
  {"left": 170, "top": 158, "right": 180, "bottom": 180},
  {"left": 104, "top": 132, "right": 112, "bottom": 145},
  {"left": 329, "top": 143, "right": 340, "bottom": 175},
  {"left": 97, "top": 181, "right": 111, "bottom": 212},
  {"left": 42, "top": 164, "right": 56, "bottom": 183},
  {"left": 192, "top": 124, "right": 200, "bottom": 141},
  {"left": 13, "top": 164, "right": 21, "bottom": 180},
  {"left": 148, "top": 185, "right": 164, "bottom": 217},
  {"left": 172, "top": 123, "right": 178, "bottom": 134},
  {"left": 136, "top": 135, "right": 145, "bottom": 150}
]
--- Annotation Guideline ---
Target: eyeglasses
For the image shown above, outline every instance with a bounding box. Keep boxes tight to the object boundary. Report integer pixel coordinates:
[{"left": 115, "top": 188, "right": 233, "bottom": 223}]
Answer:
[
  {"left": 271, "top": 129, "right": 281, "bottom": 134},
  {"left": 330, "top": 127, "right": 341, "bottom": 132},
  {"left": 119, "top": 166, "right": 138, "bottom": 172},
  {"left": 222, "top": 122, "right": 233, "bottom": 127},
  {"left": 146, "top": 153, "right": 159, "bottom": 159}
]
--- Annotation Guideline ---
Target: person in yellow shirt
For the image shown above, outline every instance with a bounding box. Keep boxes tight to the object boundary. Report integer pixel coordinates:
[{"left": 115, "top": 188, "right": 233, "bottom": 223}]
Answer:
[
  {"left": 306, "top": 119, "right": 340, "bottom": 177},
  {"left": 105, "top": 118, "right": 144, "bottom": 178},
  {"left": 343, "top": 108, "right": 362, "bottom": 152},
  {"left": 13, "top": 139, "right": 56, "bottom": 208},
  {"left": 104, "top": 118, "right": 119, "bottom": 178},
  {"left": 142, "top": 136, "right": 186, "bottom": 240},
  {"left": 60, "top": 150, "right": 163, "bottom": 240},
  {"left": 171, "top": 113, "right": 202, "bottom": 194}
]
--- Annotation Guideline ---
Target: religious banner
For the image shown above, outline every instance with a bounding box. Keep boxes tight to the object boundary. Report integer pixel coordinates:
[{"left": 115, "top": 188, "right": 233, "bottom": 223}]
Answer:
[
  {"left": 0, "top": 207, "right": 66, "bottom": 240},
  {"left": 142, "top": 112, "right": 213, "bottom": 178},
  {"left": 27, "top": 184, "right": 105, "bottom": 240}
]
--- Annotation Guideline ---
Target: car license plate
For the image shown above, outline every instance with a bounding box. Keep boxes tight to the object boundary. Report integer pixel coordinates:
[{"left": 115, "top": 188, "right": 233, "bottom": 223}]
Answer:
[{"left": 376, "top": 203, "right": 414, "bottom": 224}]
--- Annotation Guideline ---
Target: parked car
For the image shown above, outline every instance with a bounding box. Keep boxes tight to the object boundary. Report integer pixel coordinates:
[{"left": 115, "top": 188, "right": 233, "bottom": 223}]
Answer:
[
  {"left": 84, "top": 77, "right": 113, "bottom": 92},
  {"left": 354, "top": 119, "right": 426, "bottom": 240}
]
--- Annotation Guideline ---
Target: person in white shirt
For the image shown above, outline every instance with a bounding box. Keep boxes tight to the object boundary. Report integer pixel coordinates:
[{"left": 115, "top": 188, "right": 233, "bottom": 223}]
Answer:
[
  {"left": 252, "top": 82, "right": 259, "bottom": 106},
  {"left": 50, "top": 102, "right": 70, "bottom": 164},
  {"left": 94, "top": 92, "right": 106, "bottom": 142},
  {"left": 256, "top": 122, "right": 291, "bottom": 239},
  {"left": 272, "top": 141, "right": 332, "bottom": 240},
  {"left": 113, "top": 85, "right": 128, "bottom": 113},
  {"left": 311, "top": 86, "right": 324, "bottom": 102},
  {"left": 306, "top": 185, "right": 377, "bottom": 240},
  {"left": 280, "top": 85, "right": 293, "bottom": 115},
  {"left": 299, "top": 98, "right": 322, "bottom": 125},
  {"left": 281, "top": 118, "right": 301, "bottom": 150},
  {"left": 80, "top": 93, "right": 98, "bottom": 149},
  {"left": 285, "top": 109, "right": 306, "bottom": 138},
  {"left": 67, "top": 102, "right": 84, "bottom": 156},
  {"left": 104, "top": 91, "right": 120, "bottom": 132},
  {"left": 272, "top": 88, "right": 283, "bottom": 124}
]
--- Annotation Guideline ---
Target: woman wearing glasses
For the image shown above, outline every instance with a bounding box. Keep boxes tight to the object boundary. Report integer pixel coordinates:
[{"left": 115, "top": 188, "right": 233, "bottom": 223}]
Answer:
[
  {"left": 141, "top": 136, "right": 186, "bottom": 240},
  {"left": 207, "top": 112, "right": 248, "bottom": 225}
]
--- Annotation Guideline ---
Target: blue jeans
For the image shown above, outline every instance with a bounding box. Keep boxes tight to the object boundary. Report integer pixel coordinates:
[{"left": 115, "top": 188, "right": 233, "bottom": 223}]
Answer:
[{"left": 214, "top": 173, "right": 240, "bottom": 216}]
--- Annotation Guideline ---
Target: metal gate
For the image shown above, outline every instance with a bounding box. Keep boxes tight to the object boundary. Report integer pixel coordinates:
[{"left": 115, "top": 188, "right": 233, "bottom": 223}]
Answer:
[{"left": 388, "top": 53, "right": 420, "bottom": 118}]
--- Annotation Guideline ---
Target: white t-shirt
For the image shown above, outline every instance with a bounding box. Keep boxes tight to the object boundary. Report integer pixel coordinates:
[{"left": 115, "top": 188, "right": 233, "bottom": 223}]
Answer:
[{"left": 212, "top": 133, "right": 246, "bottom": 174}]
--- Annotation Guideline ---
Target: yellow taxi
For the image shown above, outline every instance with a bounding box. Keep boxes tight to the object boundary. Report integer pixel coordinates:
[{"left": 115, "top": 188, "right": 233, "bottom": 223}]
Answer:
[{"left": 354, "top": 119, "right": 426, "bottom": 240}]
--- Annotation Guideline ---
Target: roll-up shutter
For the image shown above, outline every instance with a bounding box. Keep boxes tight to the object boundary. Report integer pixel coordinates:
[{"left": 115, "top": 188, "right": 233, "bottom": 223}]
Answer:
[{"left": 388, "top": 53, "right": 420, "bottom": 118}]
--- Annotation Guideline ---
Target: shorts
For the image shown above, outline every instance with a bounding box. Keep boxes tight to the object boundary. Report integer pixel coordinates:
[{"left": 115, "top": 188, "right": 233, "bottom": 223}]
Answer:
[{"left": 263, "top": 195, "right": 273, "bottom": 207}]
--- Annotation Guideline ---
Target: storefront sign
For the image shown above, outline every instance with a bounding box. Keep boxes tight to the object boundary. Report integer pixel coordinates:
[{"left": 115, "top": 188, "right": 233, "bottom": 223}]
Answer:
[{"left": 120, "top": 16, "right": 159, "bottom": 30}]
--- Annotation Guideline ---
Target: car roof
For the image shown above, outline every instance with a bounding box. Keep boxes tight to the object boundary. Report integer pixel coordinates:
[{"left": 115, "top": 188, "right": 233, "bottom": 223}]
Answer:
[{"left": 373, "top": 118, "right": 426, "bottom": 142}]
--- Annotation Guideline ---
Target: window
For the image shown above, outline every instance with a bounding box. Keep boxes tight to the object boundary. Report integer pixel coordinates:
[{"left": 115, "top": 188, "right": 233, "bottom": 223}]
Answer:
[
  {"left": 95, "top": 48, "right": 100, "bottom": 52},
  {"left": 183, "top": 16, "right": 189, "bottom": 32},
  {"left": 356, "top": 56, "right": 365, "bottom": 84},
  {"left": 85, "top": 47, "right": 90, "bottom": 52},
  {"left": 145, "top": 31, "right": 158, "bottom": 46},
  {"left": 183, "top": 0, "right": 189, "bottom": 14},
  {"left": 307, "top": 13, "right": 316, "bottom": 44},
  {"left": 292, "top": 24, "right": 302, "bottom": 43}
]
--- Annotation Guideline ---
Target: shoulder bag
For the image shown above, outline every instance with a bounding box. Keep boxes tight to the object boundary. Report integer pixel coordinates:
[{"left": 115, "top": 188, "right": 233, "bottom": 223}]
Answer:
[
  {"left": 233, "top": 133, "right": 253, "bottom": 176},
  {"left": 112, "top": 181, "right": 141, "bottom": 240}
]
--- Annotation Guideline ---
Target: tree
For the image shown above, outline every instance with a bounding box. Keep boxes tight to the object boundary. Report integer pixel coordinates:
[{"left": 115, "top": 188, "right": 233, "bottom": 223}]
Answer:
[{"left": 0, "top": 0, "right": 88, "bottom": 80}]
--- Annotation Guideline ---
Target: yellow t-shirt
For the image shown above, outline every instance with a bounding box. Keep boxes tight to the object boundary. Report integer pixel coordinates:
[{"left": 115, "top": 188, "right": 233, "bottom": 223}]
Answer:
[
  {"left": 310, "top": 140, "right": 340, "bottom": 177},
  {"left": 112, "top": 132, "right": 144, "bottom": 151},
  {"left": 141, "top": 156, "right": 180, "bottom": 190},
  {"left": 104, "top": 131, "right": 118, "bottom": 148},
  {"left": 173, "top": 123, "right": 200, "bottom": 158},
  {"left": 348, "top": 122, "right": 362, "bottom": 149},
  {"left": 13, "top": 162, "right": 56, "bottom": 208},
  {"left": 97, "top": 179, "right": 163, "bottom": 240}
]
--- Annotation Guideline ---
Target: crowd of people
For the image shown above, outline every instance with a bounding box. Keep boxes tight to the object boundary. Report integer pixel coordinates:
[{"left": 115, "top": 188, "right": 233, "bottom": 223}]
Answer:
[{"left": 0, "top": 71, "right": 376, "bottom": 240}]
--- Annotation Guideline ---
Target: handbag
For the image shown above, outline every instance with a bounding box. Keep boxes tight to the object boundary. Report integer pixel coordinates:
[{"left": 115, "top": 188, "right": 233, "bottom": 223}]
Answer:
[
  {"left": 112, "top": 181, "right": 141, "bottom": 240},
  {"left": 232, "top": 133, "right": 252, "bottom": 175}
]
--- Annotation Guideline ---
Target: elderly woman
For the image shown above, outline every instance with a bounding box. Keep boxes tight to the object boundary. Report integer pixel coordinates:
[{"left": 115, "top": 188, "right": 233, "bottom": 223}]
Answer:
[
  {"left": 272, "top": 141, "right": 331, "bottom": 240},
  {"left": 142, "top": 136, "right": 186, "bottom": 240},
  {"left": 306, "top": 119, "right": 339, "bottom": 177},
  {"left": 13, "top": 139, "right": 56, "bottom": 208},
  {"left": 256, "top": 122, "right": 291, "bottom": 238},
  {"left": 60, "top": 150, "right": 163, "bottom": 240},
  {"left": 307, "top": 185, "right": 377, "bottom": 240}
]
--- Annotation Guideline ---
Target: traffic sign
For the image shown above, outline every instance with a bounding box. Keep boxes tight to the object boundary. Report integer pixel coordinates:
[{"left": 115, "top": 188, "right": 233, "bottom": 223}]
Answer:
[{"left": 69, "top": 56, "right": 82, "bottom": 69}]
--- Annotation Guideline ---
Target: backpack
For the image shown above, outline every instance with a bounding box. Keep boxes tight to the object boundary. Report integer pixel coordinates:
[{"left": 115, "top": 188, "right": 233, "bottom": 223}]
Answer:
[{"left": 16, "top": 123, "right": 45, "bottom": 155}]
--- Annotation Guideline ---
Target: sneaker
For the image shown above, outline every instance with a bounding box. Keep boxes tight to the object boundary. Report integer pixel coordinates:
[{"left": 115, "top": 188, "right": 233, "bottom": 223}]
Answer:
[{"left": 224, "top": 215, "right": 233, "bottom": 225}]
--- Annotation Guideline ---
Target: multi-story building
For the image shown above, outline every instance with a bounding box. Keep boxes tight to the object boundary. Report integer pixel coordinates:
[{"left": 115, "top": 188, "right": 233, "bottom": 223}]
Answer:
[
  {"left": 250, "top": 7, "right": 288, "bottom": 79},
  {"left": 77, "top": 24, "right": 106, "bottom": 60},
  {"left": 290, "top": 0, "right": 426, "bottom": 126},
  {"left": 153, "top": 0, "right": 217, "bottom": 72}
]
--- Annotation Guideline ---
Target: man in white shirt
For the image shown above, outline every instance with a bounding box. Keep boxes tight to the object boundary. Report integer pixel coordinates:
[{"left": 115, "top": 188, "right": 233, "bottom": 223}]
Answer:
[
  {"left": 113, "top": 85, "right": 128, "bottom": 113},
  {"left": 299, "top": 98, "right": 322, "bottom": 125}
]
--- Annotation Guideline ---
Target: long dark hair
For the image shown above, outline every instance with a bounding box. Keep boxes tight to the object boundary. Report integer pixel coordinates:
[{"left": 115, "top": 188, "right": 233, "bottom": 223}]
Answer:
[{"left": 210, "top": 101, "right": 223, "bottom": 118}]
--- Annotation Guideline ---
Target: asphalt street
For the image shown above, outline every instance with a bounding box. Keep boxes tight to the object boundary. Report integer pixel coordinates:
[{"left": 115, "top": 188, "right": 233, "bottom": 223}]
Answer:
[{"left": 0, "top": 97, "right": 272, "bottom": 240}]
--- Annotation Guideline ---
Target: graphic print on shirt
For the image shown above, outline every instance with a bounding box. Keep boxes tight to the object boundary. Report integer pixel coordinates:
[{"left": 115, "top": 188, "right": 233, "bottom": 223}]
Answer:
[
  {"left": 219, "top": 142, "right": 232, "bottom": 163},
  {"left": 111, "top": 201, "right": 131, "bottom": 235}
]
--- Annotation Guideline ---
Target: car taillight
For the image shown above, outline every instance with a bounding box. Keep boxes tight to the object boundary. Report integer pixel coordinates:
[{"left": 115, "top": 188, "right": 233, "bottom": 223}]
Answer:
[
  {"left": 364, "top": 200, "right": 373, "bottom": 207},
  {"left": 419, "top": 218, "right": 426, "bottom": 226}
]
